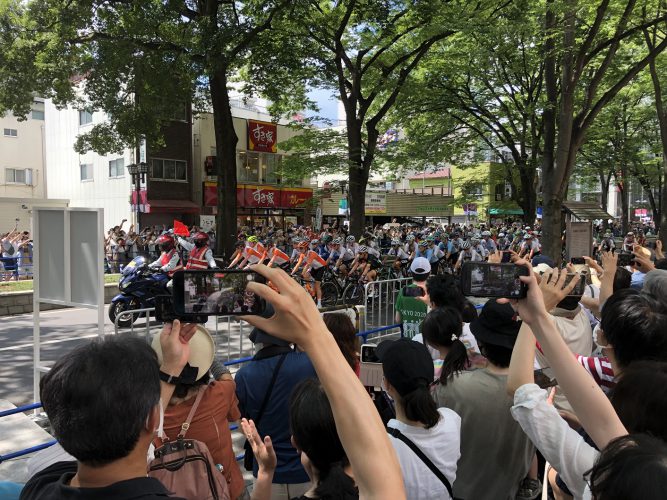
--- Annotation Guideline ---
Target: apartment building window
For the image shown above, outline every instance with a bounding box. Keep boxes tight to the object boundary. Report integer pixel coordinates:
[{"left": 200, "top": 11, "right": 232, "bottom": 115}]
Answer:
[
  {"left": 466, "top": 183, "right": 484, "bottom": 200},
  {"left": 108, "top": 158, "right": 124, "bottom": 178},
  {"left": 32, "top": 110, "right": 45, "bottom": 120},
  {"left": 151, "top": 158, "right": 187, "bottom": 181},
  {"left": 5, "top": 168, "right": 33, "bottom": 185},
  {"left": 79, "top": 109, "right": 93, "bottom": 126},
  {"left": 3, "top": 128, "right": 18, "bottom": 137},
  {"left": 80, "top": 163, "right": 93, "bottom": 181}
]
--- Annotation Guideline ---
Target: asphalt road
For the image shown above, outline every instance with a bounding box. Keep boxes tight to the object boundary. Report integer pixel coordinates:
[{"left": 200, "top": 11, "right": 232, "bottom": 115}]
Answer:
[
  {"left": 0, "top": 284, "right": 407, "bottom": 408},
  {"left": 0, "top": 307, "right": 261, "bottom": 407}
]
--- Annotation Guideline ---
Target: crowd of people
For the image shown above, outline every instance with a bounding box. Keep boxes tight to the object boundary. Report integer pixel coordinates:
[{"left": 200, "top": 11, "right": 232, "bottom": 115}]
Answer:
[
  {"left": 0, "top": 229, "right": 33, "bottom": 281},
  {"left": 2, "top": 214, "right": 666, "bottom": 500}
]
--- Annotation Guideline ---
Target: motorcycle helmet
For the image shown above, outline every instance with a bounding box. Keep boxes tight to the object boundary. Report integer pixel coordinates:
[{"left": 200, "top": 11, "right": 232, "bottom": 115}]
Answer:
[
  {"left": 193, "top": 231, "right": 209, "bottom": 248},
  {"left": 156, "top": 234, "right": 175, "bottom": 252}
]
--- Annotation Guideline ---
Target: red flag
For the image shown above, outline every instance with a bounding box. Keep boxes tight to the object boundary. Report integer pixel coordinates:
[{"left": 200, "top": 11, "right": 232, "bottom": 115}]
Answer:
[{"left": 173, "top": 219, "right": 190, "bottom": 237}]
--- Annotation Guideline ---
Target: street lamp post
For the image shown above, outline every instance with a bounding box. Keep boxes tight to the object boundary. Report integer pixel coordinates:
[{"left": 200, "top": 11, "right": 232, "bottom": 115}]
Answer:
[{"left": 127, "top": 162, "right": 148, "bottom": 231}]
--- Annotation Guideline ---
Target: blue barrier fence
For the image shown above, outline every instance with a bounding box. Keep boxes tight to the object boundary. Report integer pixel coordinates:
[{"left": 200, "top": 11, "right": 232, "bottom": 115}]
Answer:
[{"left": 0, "top": 323, "right": 403, "bottom": 464}]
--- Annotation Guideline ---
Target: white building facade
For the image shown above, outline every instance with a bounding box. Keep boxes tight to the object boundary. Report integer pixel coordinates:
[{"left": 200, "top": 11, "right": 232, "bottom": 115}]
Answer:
[
  {"left": 0, "top": 99, "right": 69, "bottom": 232},
  {"left": 44, "top": 101, "right": 134, "bottom": 230}
]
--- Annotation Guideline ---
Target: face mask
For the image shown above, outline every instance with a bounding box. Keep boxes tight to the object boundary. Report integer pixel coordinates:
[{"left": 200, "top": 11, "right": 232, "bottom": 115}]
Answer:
[{"left": 146, "top": 399, "right": 166, "bottom": 436}]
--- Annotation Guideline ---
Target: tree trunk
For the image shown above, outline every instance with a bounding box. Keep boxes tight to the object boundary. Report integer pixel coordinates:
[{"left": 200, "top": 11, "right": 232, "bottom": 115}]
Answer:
[
  {"left": 516, "top": 161, "right": 536, "bottom": 224},
  {"left": 210, "top": 69, "right": 239, "bottom": 258},
  {"left": 346, "top": 123, "right": 368, "bottom": 236},
  {"left": 617, "top": 170, "right": 629, "bottom": 234}
]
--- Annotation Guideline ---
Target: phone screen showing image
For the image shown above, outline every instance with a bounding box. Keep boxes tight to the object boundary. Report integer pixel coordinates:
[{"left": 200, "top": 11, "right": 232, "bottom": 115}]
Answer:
[
  {"left": 174, "top": 270, "right": 266, "bottom": 316},
  {"left": 462, "top": 262, "right": 529, "bottom": 299}
]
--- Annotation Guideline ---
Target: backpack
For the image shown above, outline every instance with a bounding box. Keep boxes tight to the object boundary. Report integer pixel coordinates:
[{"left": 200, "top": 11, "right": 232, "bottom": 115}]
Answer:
[{"left": 148, "top": 386, "right": 231, "bottom": 500}]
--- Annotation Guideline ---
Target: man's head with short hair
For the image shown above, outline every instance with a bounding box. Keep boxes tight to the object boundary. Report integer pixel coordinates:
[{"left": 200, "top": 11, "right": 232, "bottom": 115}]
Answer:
[{"left": 40, "top": 336, "right": 161, "bottom": 466}]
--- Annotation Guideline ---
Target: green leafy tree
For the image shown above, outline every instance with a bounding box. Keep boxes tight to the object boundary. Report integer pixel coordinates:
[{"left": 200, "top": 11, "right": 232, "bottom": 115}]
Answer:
[
  {"left": 642, "top": 6, "right": 667, "bottom": 241},
  {"left": 0, "top": 0, "right": 298, "bottom": 256},
  {"left": 256, "top": 0, "right": 507, "bottom": 236},
  {"left": 388, "top": 0, "right": 544, "bottom": 224},
  {"left": 540, "top": 0, "right": 667, "bottom": 260}
]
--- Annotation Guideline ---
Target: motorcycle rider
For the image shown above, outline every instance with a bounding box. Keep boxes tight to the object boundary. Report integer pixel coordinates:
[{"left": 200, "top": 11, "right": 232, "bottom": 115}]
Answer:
[
  {"left": 177, "top": 231, "right": 217, "bottom": 270},
  {"left": 148, "top": 234, "right": 183, "bottom": 283}
]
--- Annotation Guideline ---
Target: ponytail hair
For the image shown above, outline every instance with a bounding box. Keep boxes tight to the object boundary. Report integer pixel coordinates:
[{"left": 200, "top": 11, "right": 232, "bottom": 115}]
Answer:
[
  {"left": 402, "top": 385, "right": 440, "bottom": 429},
  {"left": 421, "top": 307, "right": 468, "bottom": 385}
]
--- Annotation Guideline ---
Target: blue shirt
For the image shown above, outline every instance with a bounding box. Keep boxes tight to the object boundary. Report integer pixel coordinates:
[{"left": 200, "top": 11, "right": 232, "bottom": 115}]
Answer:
[
  {"left": 415, "top": 248, "right": 433, "bottom": 260},
  {"left": 630, "top": 271, "right": 646, "bottom": 290},
  {"left": 235, "top": 349, "right": 317, "bottom": 483}
]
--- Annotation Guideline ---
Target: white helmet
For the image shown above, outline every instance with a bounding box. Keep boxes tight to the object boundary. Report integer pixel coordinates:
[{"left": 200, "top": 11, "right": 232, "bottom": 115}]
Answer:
[
  {"left": 358, "top": 245, "right": 368, "bottom": 253},
  {"left": 482, "top": 230, "right": 491, "bottom": 237},
  {"left": 391, "top": 239, "right": 400, "bottom": 246},
  {"left": 498, "top": 233, "right": 505, "bottom": 238},
  {"left": 332, "top": 237, "right": 342, "bottom": 245},
  {"left": 461, "top": 241, "right": 471, "bottom": 249},
  {"left": 346, "top": 235, "right": 356, "bottom": 242},
  {"left": 407, "top": 234, "right": 416, "bottom": 241}
]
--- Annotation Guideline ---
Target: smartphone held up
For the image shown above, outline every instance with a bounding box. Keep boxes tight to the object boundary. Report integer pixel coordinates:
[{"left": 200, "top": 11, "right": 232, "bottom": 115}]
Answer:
[
  {"left": 172, "top": 270, "right": 267, "bottom": 317},
  {"left": 460, "top": 262, "right": 529, "bottom": 299}
]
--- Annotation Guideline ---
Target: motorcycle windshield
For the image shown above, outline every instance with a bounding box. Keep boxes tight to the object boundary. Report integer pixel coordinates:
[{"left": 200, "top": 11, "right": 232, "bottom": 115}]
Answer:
[{"left": 122, "top": 256, "right": 147, "bottom": 275}]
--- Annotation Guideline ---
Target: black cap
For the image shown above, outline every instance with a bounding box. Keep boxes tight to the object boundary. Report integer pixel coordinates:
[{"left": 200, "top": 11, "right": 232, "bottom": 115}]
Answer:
[
  {"left": 470, "top": 300, "right": 522, "bottom": 349},
  {"left": 248, "top": 303, "right": 291, "bottom": 347},
  {"left": 375, "top": 338, "right": 433, "bottom": 397}
]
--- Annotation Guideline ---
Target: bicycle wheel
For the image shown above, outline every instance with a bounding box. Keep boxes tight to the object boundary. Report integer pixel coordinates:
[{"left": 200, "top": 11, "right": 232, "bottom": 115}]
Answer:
[
  {"left": 320, "top": 282, "right": 338, "bottom": 307},
  {"left": 343, "top": 283, "right": 364, "bottom": 306}
]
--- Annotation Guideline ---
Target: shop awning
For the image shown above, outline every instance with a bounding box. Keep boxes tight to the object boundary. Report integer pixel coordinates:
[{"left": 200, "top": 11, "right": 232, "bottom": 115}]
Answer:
[
  {"left": 562, "top": 201, "right": 612, "bottom": 220},
  {"left": 489, "top": 208, "right": 524, "bottom": 215},
  {"left": 146, "top": 199, "right": 200, "bottom": 214}
]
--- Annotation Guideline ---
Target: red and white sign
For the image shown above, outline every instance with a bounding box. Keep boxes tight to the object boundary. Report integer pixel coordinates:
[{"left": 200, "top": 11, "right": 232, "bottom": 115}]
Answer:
[
  {"left": 247, "top": 120, "right": 277, "bottom": 153},
  {"left": 203, "top": 183, "right": 312, "bottom": 209}
]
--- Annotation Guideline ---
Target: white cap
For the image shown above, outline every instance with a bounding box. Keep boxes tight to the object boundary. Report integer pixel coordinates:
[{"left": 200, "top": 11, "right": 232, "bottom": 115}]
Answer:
[{"left": 410, "top": 257, "right": 431, "bottom": 274}]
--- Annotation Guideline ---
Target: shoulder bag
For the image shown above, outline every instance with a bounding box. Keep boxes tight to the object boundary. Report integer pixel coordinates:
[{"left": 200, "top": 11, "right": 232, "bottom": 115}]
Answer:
[{"left": 387, "top": 427, "right": 462, "bottom": 500}]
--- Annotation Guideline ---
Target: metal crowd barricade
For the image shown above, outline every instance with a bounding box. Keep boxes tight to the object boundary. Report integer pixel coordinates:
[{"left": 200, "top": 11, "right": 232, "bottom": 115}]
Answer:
[
  {"left": 2, "top": 321, "right": 401, "bottom": 464},
  {"left": 113, "top": 307, "right": 158, "bottom": 340},
  {"left": 363, "top": 277, "right": 413, "bottom": 332}
]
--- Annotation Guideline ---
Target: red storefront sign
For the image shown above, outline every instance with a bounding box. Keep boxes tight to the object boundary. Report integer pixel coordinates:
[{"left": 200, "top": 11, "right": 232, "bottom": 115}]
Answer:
[
  {"left": 247, "top": 120, "right": 277, "bottom": 153},
  {"left": 204, "top": 182, "right": 312, "bottom": 209}
]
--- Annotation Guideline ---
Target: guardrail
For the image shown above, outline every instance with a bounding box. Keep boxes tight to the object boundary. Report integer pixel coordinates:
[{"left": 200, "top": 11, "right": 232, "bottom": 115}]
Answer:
[
  {"left": 2, "top": 321, "right": 401, "bottom": 465},
  {"left": 0, "top": 261, "right": 34, "bottom": 281}
]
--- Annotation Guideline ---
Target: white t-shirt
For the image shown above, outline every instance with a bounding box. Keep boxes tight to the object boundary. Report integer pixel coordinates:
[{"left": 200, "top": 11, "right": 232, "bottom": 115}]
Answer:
[{"left": 387, "top": 407, "right": 461, "bottom": 500}]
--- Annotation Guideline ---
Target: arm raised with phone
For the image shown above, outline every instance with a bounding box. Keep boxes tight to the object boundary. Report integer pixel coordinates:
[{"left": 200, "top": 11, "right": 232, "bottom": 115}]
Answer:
[
  {"left": 501, "top": 260, "right": 627, "bottom": 450},
  {"left": 244, "top": 264, "right": 406, "bottom": 500}
]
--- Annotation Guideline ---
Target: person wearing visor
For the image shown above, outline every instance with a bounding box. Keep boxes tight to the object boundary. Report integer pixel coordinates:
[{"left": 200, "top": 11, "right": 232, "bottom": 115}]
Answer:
[
  {"left": 178, "top": 231, "right": 218, "bottom": 270},
  {"left": 148, "top": 234, "right": 183, "bottom": 277}
]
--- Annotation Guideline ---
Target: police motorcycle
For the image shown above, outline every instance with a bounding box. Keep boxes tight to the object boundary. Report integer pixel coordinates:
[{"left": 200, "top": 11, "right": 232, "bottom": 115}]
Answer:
[{"left": 109, "top": 256, "right": 169, "bottom": 327}]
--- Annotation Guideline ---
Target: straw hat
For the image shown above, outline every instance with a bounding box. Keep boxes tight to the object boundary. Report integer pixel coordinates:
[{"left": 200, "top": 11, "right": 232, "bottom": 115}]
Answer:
[{"left": 151, "top": 325, "right": 215, "bottom": 383}]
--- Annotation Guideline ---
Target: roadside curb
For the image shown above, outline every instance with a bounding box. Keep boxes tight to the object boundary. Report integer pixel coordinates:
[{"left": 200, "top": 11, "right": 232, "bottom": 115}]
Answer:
[{"left": 0, "top": 284, "right": 118, "bottom": 317}]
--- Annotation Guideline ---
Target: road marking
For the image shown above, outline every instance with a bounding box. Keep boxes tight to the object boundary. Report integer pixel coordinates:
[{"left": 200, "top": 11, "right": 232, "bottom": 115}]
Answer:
[{"left": 0, "top": 334, "right": 101, "bottom": 352}]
